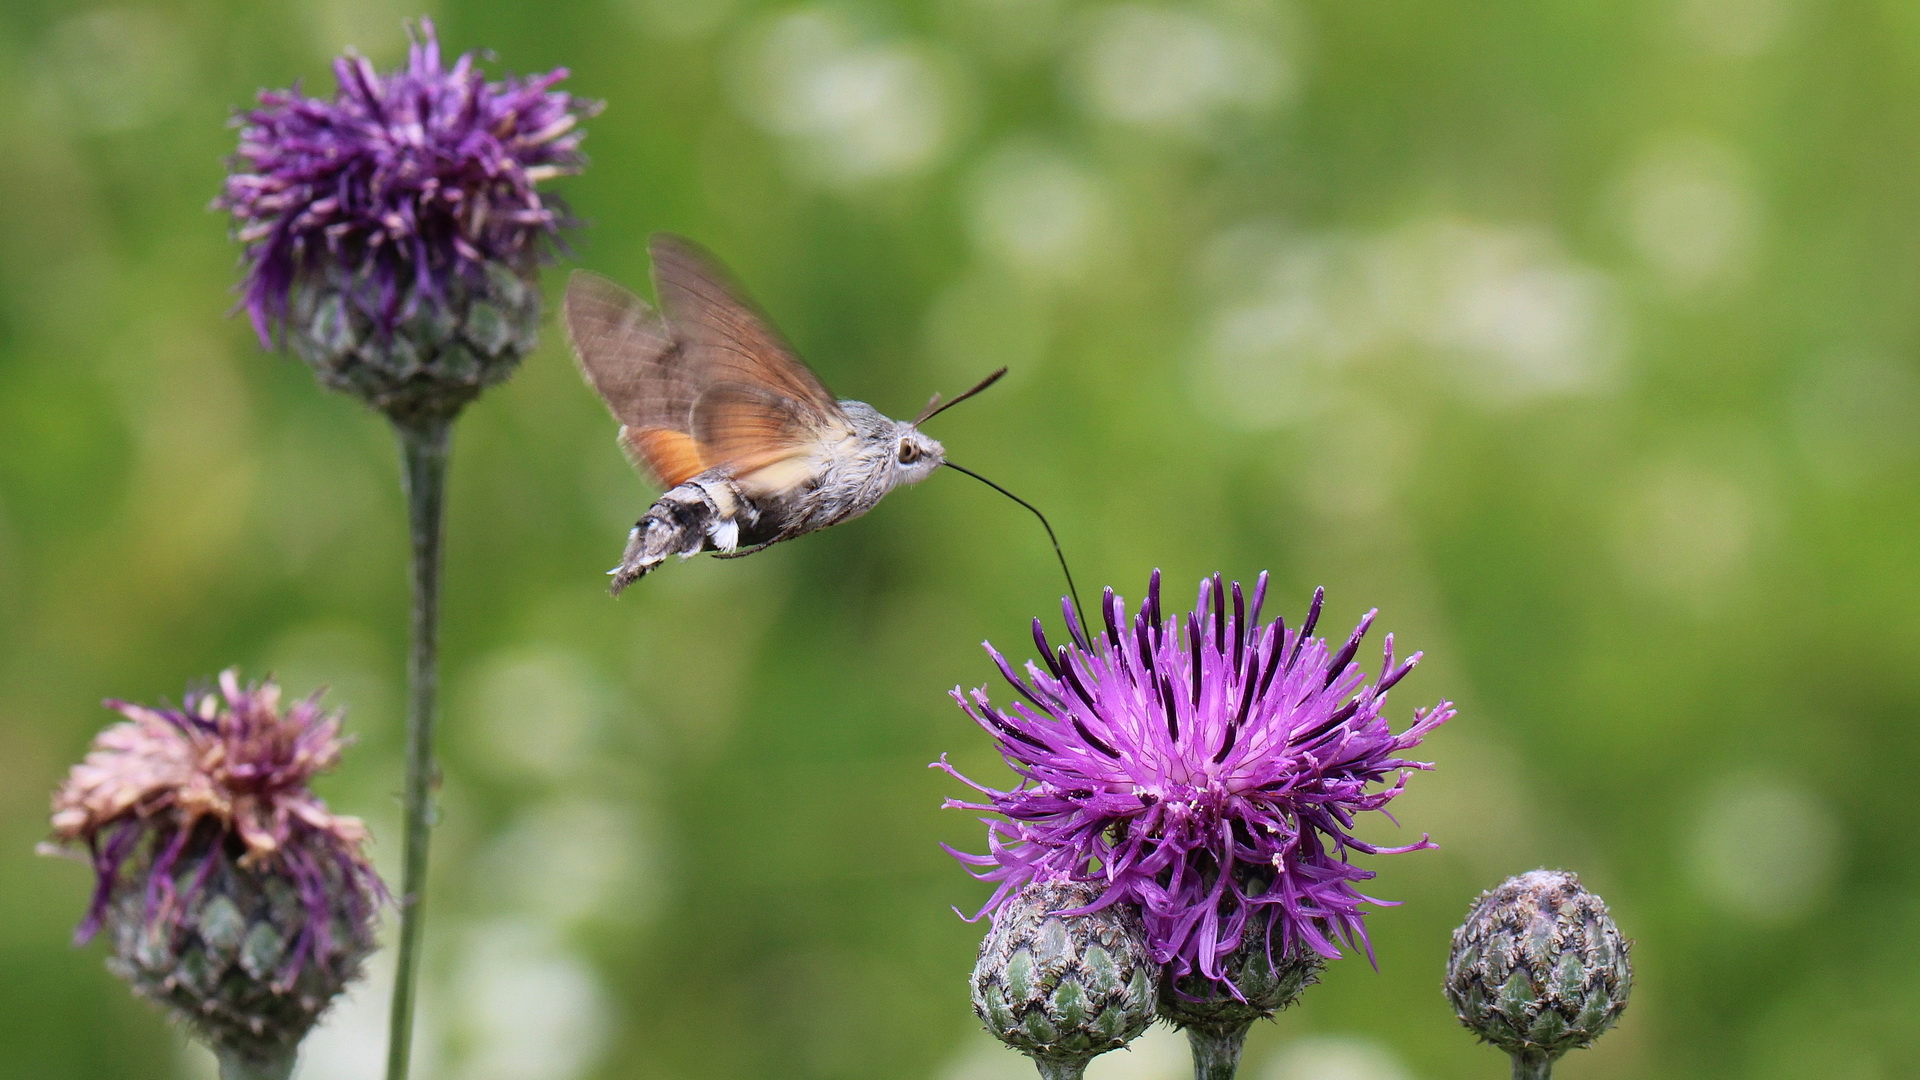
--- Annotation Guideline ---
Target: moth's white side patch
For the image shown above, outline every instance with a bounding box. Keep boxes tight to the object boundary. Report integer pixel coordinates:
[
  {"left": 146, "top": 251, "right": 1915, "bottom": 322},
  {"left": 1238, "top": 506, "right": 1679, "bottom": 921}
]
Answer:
[{"left": 703, "top": 481, "right": 738, "bottom": 517}]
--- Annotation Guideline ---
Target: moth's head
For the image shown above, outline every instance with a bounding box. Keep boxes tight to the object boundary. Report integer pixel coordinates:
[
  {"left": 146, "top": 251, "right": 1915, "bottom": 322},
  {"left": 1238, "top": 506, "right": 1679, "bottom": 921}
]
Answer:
[
  {"left": 891, "top": 424, "right": 945, "bottom": 485},
  {"left": 890, "top": 366, "right": 1003, "bottom": 486}
]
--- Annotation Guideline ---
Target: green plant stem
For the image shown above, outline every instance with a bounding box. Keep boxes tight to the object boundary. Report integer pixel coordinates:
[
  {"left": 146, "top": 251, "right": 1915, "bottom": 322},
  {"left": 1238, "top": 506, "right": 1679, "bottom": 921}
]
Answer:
[
  {"left": 215, "top": 1046, "right": 296, "bottom": 1080},
  {"left": 1185, "top": 1023, "right": 1252, "bottom": 1080},
  {"left": 384, "top": 414, "right": 452, "bottom": 1080},
  {"left": 1029, "top": 1056, "right": 1088, "bottom": 1080},
  {"left": 1510, "top": 1050, "right": 1555, "bottom": 1080}
]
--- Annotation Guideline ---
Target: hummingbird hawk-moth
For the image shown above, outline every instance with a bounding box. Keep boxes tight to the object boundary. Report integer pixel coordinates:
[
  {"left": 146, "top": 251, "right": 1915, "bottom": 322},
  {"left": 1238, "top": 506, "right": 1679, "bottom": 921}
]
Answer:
[{"left": 565, "top": 234, "right": 1018, "bottom": 595}]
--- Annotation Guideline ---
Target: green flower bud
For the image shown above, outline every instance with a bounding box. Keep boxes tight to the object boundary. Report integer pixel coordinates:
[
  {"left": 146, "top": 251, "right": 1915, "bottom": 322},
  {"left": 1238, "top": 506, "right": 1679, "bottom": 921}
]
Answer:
[
  {"left": 971, "top": 879, "right": 1159, "bottom": 1080},
  {"left": 288, "top": 262, "right": 539, "bottom": 423},
  {"left": 1445, "top": 870, "right": 1632, "bottom": 1078}
]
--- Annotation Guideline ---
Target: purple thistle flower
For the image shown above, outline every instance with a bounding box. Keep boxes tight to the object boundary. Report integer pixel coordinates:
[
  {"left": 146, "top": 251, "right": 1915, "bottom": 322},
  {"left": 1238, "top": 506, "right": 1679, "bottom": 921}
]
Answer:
[
  {"left": 936, "top": 571, "right": 1454, "bottom": 986},
  {"left": 217, "top": 19, "right": 593, "bottom": 345},
  {"left": 42, "top": 671, "right": 382, "bottom": 1063}
]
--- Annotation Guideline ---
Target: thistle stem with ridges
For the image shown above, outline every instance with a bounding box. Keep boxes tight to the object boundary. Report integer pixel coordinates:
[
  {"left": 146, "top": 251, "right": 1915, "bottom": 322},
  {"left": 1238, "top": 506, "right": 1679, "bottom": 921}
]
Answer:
[
  {"left": 385, "top": 413, "right": 451, "bottom": 1080},
  {"left": 216, "top": 1046, "right": 297, "bottom": 1080},
  {"left": 1184, "top": 1023, "right": 1252, "bottom": 1080},
  {"left": 1510, "top": 1050, "right": 1555, "bottom": 1080}
]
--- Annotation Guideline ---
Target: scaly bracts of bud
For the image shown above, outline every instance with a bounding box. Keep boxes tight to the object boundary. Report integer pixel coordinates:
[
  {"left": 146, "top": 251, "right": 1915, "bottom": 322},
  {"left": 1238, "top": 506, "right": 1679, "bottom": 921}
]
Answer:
[
  {"left": 42, "top": 671, "right": 382, "bottom": 1069},
  {"left": 1445, "top": 870, "right": 1633, "bottom": 1078},
  {"left": 972, "top": 879, "right": 1159, "bottom": 1080},
  {"left": 937, "top": 571, "right": 1454, "bottom": 987}
]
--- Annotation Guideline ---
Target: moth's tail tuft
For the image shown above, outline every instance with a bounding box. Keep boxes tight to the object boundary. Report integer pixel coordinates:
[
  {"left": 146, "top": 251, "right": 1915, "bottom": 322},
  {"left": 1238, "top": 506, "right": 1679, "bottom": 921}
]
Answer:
[
  {"left": 609, "top": 478, "right": 756, "bottom": 596},
  {"left": 608, "top": 553, "right": 653, "bottom": 597}
]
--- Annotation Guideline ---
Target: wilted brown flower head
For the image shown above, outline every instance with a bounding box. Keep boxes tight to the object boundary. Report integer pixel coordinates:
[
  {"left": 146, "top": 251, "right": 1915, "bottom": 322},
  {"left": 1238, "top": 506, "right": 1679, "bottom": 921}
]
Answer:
[
  {"left": 43, "top": 670, "right": 381, "bottom": 1063},
  {"left": 51, "top": 670, "right": 364, "bottom": 870}
]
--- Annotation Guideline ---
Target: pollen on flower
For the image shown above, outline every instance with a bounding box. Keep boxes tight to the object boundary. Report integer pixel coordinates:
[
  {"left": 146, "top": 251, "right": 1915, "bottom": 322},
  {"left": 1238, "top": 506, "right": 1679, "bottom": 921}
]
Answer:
[{"left": 936, "top": 571, "right": 1454, "bottom": 987}]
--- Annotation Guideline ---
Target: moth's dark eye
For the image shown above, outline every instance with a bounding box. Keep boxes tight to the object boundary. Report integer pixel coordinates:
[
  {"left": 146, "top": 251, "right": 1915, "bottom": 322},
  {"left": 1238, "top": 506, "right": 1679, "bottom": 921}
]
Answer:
[{"left": 898, "top": 442, "right": 920, "bottom": 465}]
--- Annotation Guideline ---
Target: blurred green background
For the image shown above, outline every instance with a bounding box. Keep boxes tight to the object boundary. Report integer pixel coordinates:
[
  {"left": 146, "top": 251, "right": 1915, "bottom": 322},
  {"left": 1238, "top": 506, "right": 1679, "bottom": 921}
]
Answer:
[{"left": 1, "top": 0, "right": 1913, "bottom": 1077}]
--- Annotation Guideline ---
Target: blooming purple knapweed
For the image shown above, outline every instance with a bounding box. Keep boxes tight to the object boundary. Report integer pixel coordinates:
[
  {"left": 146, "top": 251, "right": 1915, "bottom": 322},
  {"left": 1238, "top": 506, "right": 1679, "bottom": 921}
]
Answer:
[
  {"left": 216, "top": 19, "right": 596, "bottom": 420},
  {"left": 42, "top": 671, "right": 381, "bottom": 1076},
  {"left": 937, "top": 571, "right": 1454, "bottom": 990}
]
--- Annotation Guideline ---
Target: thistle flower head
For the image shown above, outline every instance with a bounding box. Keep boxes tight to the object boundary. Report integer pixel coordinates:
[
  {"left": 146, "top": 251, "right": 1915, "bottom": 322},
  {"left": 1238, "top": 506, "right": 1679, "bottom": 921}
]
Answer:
[
  {"left": 43, "top": 671, "right": 381, "bottom": 1060},
  {"left": 938, "top": 571, "right": 1453, "bottom": 987},
  {"left": 218, "top": 19, "right": 591, "bottom": 344}
]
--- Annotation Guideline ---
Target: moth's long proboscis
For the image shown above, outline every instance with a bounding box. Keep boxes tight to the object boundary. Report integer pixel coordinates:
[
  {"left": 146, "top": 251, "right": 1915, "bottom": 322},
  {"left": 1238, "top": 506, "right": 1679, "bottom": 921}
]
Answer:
[{"left": 943, "top": 461, "right": 1088, "bottom": 636}]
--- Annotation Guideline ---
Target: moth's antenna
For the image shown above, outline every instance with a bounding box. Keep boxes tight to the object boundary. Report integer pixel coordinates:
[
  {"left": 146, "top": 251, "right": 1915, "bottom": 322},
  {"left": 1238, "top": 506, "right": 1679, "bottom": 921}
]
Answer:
[
  {"left": 943, "top": 461, "right": 1087, "bottom": 634},
  {"left": 914, "top": 367, "right": 1008, "bottom": 426}
]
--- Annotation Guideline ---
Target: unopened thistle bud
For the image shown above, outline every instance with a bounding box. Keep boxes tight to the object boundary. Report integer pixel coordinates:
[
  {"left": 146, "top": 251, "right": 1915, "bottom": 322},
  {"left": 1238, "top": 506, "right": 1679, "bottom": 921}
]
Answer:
[
  {"left": 216, "top": 20, "right": 596, "bottom": 423},
  {"left": 41, "top": 671, "right": 383, "bottom": 1080},
  {"left": 971, "top": 879, "right": 1159, "bottom": 1080},
  {"left": 1444, "top": 870, "right": 1632, "bottom": 1079}
]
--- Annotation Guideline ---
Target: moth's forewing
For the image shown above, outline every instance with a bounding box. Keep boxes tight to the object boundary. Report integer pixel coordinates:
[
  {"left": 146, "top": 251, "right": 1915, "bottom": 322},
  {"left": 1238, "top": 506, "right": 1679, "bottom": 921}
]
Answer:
[
  {"left": 648, "top": 234, "right": 851, "bottom": 492},
  {"left": 648, "top": 234, "right": 842, "bottom": 419}
]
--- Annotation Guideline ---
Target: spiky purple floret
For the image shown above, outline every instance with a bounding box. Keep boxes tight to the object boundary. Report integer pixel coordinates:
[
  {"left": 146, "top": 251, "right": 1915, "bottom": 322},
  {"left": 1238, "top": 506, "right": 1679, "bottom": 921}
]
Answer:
[
  {"left": 216, "top": 19, "right": 595, "bottom": 344},
  {"left": 44, "top": 671, "right": 382, "bottom": 982},
  {"left": 937, "top": 571, "right": 1454, "bottom": 985}
]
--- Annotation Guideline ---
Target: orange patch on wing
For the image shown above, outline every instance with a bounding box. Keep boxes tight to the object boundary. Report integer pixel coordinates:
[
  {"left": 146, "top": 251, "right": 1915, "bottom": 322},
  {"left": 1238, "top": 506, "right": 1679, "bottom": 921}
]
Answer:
[{"left": 622, "top": 427, "right": 708, "bottom": 489}]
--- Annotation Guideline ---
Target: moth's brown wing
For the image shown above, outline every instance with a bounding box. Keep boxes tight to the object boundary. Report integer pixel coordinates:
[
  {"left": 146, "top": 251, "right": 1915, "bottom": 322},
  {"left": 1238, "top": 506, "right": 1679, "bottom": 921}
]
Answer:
[
  {"left": 692, "top": 381, "right": 849, "bottom": 496},
  {"left": 648, "top": 234, "right": 843, "bottom": 422},
  {"left": 564, "top": 270, "right": 708, "bottom": 489}
]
